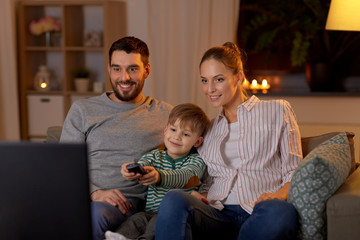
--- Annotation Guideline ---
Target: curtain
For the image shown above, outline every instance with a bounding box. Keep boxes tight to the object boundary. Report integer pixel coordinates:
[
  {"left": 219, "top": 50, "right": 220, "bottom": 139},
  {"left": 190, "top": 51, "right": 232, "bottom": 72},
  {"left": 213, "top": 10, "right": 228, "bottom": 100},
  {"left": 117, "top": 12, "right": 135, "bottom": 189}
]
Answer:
[
  {"left": 145, "top": 0, "right": 239, "bottom": 118},
  {"left": 0, "top": 0, "right": 20, "bottom": 140}
]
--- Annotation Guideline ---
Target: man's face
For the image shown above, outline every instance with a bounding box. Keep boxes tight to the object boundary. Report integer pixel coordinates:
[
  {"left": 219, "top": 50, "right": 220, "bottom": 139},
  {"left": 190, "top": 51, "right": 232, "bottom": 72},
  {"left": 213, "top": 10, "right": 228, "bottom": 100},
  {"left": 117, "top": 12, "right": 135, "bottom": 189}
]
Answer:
[{"left": 108, "top": 51, "right": 150, "bottom": 103}]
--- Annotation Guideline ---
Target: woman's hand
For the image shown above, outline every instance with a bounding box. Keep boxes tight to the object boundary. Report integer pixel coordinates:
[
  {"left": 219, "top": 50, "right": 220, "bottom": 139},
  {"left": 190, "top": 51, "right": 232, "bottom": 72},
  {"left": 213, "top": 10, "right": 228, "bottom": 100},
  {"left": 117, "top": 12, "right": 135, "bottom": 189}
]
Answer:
[
  {"left": 138, "top": 166, "right": 160, "bottom": 186},
  {"left": 121, "top": 162, "right": 143, "bottom": 180},
  {"left": 253, "top": 182, "right": 290, "bottom": 205},
  {"left": 91, "top": 189, "right": 132, "bottom": 216},
  {"left": 191, "top": 191, "right": 209, "bottom": 204}
]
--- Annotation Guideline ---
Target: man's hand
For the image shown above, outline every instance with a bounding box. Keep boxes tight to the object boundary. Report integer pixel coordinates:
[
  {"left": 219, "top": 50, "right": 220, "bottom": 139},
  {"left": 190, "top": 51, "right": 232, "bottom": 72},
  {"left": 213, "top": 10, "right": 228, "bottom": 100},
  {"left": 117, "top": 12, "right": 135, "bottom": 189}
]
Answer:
[
  {"left": 121, "top": 162, "right": 143, "bottom": 180},
  {"left": 138, "top": 166, "right": 160, "bottom": 186},
  {"left": 91, "top": 189, "right": 131, "bottom": 216}
]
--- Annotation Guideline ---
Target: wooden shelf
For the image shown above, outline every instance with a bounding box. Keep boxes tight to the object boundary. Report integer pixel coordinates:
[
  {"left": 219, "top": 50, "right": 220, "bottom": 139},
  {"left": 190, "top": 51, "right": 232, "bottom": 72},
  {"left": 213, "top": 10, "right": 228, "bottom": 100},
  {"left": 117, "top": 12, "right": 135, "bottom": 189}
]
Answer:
[{"left": 17, "top": 0, "right": 126, "bottom": 140}]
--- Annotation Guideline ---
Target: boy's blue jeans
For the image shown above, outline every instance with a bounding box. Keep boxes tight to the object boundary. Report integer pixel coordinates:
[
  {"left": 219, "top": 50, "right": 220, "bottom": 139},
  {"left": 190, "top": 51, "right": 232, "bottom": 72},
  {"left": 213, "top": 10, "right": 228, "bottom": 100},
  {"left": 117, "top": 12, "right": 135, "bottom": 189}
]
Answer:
[
  {"left": 91, "top": 200, "right": 139, "bottom": 240},
  {"left": 155, "top": 190, "right": 298, "bottom": 240}
]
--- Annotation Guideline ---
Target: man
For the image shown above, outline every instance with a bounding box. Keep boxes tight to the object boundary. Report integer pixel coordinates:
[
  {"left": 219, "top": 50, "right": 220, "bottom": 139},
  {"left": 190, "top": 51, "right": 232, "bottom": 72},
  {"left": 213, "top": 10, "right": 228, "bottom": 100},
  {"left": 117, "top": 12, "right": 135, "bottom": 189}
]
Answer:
[{"left": 60, "top": 36, "right": 172, "bottom": 240}]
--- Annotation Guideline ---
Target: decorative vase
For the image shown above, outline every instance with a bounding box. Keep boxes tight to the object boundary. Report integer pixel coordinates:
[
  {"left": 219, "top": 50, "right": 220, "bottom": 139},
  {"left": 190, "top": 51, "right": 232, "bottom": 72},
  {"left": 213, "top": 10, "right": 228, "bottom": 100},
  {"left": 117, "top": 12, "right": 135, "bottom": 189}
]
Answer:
[
  {"left": 45, "top": 31, "right": 51, "bottom": 47},
  {"left": 305, "top": 62, "right": 332, "bottom": 92}
]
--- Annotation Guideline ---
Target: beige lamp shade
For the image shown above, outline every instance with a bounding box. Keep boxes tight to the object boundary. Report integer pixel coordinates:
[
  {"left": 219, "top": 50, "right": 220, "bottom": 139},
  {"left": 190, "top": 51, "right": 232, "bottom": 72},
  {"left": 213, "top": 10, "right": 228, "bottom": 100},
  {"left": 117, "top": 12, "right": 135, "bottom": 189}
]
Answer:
[{"left": 326, "top": 0, "right": 360, "bottom": 31}]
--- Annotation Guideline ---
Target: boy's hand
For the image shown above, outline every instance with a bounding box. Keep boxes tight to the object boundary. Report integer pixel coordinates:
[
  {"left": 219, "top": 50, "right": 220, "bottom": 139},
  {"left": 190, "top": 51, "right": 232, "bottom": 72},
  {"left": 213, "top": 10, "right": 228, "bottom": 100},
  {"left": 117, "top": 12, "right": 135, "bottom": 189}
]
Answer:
[
  {"left": 121, "top": 162, "right": 143, "bottom": 180},
  {"left": 138, "top": 166, "right": 160, "bottom": 186}
]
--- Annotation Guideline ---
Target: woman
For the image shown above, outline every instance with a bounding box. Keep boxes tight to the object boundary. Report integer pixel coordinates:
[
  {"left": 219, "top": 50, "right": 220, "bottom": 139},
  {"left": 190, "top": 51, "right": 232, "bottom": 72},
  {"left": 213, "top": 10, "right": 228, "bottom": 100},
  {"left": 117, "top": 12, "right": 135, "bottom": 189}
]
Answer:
[{"left": 155, "top": 42, "right": 302, "bottom": 240}]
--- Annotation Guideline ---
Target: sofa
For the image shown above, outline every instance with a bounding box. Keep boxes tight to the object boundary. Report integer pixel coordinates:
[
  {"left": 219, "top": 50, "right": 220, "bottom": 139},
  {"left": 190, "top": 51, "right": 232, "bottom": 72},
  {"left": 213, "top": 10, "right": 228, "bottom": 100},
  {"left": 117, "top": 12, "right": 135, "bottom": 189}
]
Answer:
[{"left": 47, "top": 127, "right": 360, "bottom": 239}]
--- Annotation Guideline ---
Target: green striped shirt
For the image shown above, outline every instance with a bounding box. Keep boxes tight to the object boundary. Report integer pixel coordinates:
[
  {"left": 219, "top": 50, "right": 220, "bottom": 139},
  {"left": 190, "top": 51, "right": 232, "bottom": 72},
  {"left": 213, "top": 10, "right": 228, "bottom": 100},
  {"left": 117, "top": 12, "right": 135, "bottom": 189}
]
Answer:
[{"left": 138, "top": 149, "right": 206, "bottom": 212}]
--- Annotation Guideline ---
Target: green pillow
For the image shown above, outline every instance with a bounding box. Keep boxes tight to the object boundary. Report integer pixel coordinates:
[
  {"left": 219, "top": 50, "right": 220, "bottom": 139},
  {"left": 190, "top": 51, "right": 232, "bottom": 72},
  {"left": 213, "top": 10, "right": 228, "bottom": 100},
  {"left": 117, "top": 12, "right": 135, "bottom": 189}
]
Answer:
[{"left": 288, "top": 132, "right": 351, "bottom": 240}]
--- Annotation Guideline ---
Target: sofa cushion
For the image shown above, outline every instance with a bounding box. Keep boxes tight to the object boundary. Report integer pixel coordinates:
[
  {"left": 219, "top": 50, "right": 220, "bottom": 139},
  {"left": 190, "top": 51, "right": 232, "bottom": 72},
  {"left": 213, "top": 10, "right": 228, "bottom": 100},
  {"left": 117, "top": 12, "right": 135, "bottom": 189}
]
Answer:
[
  {"left": 288, "top": 132, "right": 351, "bottom": 240},
  {"left": 301, "top": 132, "right": 355, "bottom": 174}
]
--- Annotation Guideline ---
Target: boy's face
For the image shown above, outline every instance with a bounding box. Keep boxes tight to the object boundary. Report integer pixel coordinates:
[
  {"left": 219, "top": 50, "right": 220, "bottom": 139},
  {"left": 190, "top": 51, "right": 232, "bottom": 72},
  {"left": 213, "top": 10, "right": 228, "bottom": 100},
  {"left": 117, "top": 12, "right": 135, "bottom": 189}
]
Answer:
[{"left": 164, "top": 119, "right": 204, "bottom": 159}]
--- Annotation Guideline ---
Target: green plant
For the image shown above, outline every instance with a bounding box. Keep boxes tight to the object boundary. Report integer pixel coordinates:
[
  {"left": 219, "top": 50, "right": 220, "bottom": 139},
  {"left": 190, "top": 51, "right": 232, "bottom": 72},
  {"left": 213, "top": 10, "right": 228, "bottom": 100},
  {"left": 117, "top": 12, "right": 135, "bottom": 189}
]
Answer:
[
  {"left": 240, "top": 0, "right": 360, "bottom": 68},
  {"left": 72, "top": 66, "right": 90, "bottom": 78}
]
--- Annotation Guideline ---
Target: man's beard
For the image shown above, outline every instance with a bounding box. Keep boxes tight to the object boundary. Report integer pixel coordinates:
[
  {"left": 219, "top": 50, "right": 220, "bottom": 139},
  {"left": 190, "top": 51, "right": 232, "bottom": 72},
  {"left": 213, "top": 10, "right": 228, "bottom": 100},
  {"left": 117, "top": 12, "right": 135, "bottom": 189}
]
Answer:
[{"left": 111, "top": 79, "right": 144, "bottom": 102}]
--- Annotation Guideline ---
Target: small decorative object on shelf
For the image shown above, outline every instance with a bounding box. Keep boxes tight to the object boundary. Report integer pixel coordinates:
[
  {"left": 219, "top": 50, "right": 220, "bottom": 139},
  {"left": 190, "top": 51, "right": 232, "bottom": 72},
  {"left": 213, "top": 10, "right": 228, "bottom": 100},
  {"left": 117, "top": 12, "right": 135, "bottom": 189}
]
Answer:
[
  {"left": 72, "top": 66, "right": 90, "bottom": 92},
  {"left": 34, "top": 65, "right": 51, "bottom": 91},
  {"left": 29, "top": 16, "right": 61, "bottom": 46},
  {"left": 84, "top": 30, "right": 103, "bottom": 47},
  {"left": 93, "top": 82, "right": 104, "bottom": 93}
]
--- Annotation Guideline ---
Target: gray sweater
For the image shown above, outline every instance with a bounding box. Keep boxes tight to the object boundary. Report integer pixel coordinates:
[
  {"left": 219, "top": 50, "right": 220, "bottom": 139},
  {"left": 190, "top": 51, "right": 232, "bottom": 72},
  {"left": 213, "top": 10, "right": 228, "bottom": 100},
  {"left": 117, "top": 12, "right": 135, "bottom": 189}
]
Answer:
[{"left": 60, "top": 93, "right": 172, "bottom": 204}]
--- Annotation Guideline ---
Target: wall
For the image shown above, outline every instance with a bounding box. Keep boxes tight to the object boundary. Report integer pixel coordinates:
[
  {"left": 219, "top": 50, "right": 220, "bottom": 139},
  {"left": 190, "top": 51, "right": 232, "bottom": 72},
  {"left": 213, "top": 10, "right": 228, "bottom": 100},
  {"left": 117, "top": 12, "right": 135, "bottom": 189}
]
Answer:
[
  {"left": 0, "top": 0, "right": 20, "bottom": 140},
  {"left": 0, "top": 0, "right": 147, "bottom": 141},
  {"left": 259, "top": 95, "right": 360, "bottom": 163}
]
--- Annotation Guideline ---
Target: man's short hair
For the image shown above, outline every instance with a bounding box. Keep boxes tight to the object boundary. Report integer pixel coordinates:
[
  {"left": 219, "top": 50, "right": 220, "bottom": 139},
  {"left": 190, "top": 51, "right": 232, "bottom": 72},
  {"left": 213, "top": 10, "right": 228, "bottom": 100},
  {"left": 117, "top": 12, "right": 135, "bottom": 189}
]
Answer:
[
  {"left": 168, "top": 103, "right": 210, "bottom": 137},
  {"left": 109, "top": 36, "right": 149, "bottom": 67}
]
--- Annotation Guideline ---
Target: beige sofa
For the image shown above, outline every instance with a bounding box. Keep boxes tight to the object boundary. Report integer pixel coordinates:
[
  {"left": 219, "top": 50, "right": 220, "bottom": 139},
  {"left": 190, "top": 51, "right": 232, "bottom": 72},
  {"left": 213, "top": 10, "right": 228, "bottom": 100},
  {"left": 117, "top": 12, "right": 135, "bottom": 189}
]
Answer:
[
  {"left": 48, "top": 128, "right": 360, "bottom": 239},
  {"left": 300, "top": 132, "right": 360, "bottom": 240}
]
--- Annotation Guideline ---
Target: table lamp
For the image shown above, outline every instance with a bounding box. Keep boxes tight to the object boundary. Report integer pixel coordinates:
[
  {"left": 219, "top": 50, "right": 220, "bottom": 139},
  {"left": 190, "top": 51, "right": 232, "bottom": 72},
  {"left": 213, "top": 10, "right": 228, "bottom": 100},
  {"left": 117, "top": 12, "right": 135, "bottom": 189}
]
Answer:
[{"left": 326, "top": 0, "right": 360, "bottom": 31}]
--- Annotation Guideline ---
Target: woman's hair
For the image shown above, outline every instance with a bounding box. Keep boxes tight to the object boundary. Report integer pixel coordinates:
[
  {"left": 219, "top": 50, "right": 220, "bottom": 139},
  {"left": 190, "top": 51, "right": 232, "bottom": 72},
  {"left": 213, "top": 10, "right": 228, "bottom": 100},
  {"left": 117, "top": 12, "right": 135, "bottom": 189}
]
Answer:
[
  {"left": 109, "top": 36, "right": 149, "bottom": 67},
  {"left": 167, "top": 103, "right": 210, "bottom": 137},
  {"left": 200, "top": 42, "right": 245, "bottom": 75},
  {"left": 200, "top": 42, "right": 248, "bottom": 98}
]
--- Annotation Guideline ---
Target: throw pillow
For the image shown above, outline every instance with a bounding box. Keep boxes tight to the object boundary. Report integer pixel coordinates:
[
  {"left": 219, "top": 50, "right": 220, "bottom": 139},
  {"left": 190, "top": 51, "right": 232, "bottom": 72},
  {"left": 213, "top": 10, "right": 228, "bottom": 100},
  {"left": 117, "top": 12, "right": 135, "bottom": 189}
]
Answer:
[{"left": 288, "top": 132, "right": 351, "bottom": 240}]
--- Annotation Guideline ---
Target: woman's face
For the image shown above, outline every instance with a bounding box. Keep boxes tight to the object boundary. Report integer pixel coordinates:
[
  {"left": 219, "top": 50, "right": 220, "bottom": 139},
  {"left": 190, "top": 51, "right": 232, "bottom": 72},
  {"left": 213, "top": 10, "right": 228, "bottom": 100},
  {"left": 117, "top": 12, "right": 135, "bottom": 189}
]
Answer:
[{"left": 200, "top": 58, "right": 242, "bottom": 109}]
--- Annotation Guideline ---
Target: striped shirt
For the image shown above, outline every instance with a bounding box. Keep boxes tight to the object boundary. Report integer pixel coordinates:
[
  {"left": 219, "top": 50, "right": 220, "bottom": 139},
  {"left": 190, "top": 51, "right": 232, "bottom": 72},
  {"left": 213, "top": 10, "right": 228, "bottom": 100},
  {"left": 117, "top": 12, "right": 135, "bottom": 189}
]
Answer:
[
  {"left": 198, "top": 95, "right": 302, "bottom": 213},
  {"left": 138, "top": 149, "right": 206, "bottom": 212}
]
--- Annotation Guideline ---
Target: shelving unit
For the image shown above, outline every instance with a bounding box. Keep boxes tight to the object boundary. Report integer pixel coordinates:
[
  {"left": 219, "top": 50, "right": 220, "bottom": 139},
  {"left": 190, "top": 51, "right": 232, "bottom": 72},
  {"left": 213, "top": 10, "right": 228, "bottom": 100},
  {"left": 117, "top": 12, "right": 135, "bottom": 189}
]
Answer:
[{"left": 17, "top": 0, "right": 126, "bottom": 140}]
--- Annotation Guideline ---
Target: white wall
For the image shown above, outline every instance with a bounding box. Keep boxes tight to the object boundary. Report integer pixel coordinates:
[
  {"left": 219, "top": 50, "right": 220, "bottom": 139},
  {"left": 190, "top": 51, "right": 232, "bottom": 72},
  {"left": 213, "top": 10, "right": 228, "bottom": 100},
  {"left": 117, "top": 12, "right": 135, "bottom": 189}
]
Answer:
[{"left": 260, "top": 95, "right": 360, "bottom": 163}]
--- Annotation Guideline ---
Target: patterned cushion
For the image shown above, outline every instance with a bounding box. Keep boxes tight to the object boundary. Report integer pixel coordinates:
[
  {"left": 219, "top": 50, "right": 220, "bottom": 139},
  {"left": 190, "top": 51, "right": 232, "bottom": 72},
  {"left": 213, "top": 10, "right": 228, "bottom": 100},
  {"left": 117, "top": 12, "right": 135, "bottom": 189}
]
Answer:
[{"left": 288, "top": 132, "right": 351, "bottom": 240}]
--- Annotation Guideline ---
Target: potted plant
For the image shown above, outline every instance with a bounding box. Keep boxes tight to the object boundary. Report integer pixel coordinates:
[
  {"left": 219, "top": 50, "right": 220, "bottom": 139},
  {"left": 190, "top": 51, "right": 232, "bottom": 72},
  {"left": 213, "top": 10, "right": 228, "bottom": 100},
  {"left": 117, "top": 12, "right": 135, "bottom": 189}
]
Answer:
[
  {"left": 239, "top": 0, "right": 360, "bottom": 91},
  {"left": 72, "top": 66, "right": 90, "bottom": 92}
]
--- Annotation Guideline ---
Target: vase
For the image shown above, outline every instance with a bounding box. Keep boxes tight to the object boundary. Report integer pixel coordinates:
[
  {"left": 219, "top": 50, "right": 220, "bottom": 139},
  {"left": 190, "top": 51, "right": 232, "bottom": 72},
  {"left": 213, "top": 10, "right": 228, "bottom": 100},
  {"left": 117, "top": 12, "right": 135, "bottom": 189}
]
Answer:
[
  {"left": 305, "top": 63, "right": 332, "bottom": 92},
  {"left": 45, "top": 32, "right": 51, "bottom": 47}
]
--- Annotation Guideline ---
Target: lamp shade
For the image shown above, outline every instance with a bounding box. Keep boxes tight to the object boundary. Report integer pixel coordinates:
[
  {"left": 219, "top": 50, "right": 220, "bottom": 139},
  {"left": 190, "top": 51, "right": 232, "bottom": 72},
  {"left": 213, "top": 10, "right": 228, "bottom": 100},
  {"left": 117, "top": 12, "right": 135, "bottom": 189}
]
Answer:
[{"left": 325, "top": 0, "right": 360, "bottom": 31}]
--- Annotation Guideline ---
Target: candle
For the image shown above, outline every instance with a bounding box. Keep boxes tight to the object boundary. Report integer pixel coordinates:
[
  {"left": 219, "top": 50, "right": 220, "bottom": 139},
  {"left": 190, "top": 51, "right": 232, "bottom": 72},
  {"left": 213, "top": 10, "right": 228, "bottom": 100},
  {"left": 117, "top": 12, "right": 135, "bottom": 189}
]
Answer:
[
  {"left": 260, "top": 79, "right": 270, "bottom": 93},
  {"left": 40, "top": 82, "right": 48, "bottom": 89},
  {"left": 242, "top": 78, "right": 250, "bottom": 90},
  {"left": 249, "top": 79, "right": 261, "bottom": 92}
]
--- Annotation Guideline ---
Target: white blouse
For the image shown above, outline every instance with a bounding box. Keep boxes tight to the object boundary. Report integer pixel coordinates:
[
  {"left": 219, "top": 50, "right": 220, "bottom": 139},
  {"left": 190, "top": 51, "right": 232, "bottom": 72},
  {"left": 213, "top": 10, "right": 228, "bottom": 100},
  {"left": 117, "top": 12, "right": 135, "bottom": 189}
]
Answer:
[{"left": 198, "top": 95, "right": 302, "bottom": 213}]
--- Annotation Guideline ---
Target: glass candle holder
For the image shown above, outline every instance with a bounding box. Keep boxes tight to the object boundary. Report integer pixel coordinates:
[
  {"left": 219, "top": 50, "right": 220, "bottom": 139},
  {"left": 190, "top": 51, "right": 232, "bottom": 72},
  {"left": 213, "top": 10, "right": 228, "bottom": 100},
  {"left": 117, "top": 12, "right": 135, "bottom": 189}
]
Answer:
[{"left": 34, "top": 65, "right": 51, "bottom": 91}]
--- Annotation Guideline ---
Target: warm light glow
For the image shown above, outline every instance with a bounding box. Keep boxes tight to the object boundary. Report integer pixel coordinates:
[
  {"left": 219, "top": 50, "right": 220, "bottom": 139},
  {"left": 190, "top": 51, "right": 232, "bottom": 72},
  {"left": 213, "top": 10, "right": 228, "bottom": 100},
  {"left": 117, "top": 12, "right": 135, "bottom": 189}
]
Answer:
[
  {"left": 251, "top": 79, "right": 258, "bottom": 88},
  {"left": 242, "top": 78, "right": 250, "bottom": 90},
  {"left": 261, "top": 79, "right": 270, "bottom": 89},
  {"left": 326, "top": 0, "right": 360, "bottom": 31},
  {"left": 262, "top": 79, "right": 268, "bottom": 87},
  {"left": 40, "top": 82, "right": 47, "bottom": 88}
]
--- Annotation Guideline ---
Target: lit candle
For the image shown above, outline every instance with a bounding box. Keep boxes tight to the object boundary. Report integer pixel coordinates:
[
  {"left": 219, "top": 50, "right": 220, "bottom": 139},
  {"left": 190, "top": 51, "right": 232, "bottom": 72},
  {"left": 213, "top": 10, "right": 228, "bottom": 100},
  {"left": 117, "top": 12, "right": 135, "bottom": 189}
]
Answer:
[
  {"left": 249, "top": 79, "right": 261, "bottom": 92},
  {"left": 40, "top": 82, "right": 48, "bottom": 89},
  {"left": 260, "top": 79, "right": 270, "bottom": 93},
  {"left": 242, "top": 78, "right": 250, "bottom": 90}
]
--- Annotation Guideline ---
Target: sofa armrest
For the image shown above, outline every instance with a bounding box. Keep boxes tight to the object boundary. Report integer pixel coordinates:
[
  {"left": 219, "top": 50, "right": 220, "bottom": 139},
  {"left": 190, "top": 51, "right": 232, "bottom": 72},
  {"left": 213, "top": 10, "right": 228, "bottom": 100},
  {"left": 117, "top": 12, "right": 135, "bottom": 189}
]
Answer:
[
  {"left": 327, "top": 166, "right": 360, "bottom": 240},
  {"left": 46, "top": 126, "right": 62, "bottom": 143}
]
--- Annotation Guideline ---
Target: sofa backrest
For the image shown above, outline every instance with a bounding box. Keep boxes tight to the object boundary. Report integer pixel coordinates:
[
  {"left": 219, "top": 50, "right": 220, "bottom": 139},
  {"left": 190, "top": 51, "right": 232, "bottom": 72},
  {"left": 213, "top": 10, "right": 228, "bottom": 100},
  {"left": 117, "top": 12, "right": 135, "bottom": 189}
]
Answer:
[
  {"left": 301, "top": 132, "right": 356, "bottom": 174},
  {"left": 46, "top": 126, "right": 355, "bottom": 173}
]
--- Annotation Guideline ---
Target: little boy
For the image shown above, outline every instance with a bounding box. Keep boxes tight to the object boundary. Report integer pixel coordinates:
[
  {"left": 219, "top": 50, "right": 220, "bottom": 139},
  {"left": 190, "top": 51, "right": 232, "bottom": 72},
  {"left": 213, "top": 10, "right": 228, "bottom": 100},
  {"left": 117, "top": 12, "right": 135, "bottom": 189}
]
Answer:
[{"left": 105, "top": 103, "right": 210, "bottom": 240}]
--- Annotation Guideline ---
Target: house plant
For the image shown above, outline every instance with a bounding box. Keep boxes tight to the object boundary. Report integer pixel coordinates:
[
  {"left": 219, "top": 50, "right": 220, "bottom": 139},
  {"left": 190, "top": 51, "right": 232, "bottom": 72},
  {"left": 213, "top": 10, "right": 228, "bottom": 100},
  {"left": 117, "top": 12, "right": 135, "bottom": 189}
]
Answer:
[
  {"left": 239, "top": 0, "right": 360, "bottom": 91},
  {"left": 72, "top": 66, "right": 90, "bottom": 92}
]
